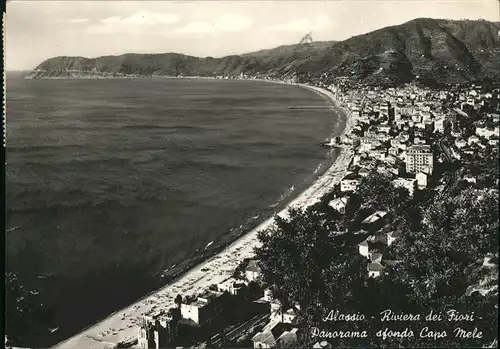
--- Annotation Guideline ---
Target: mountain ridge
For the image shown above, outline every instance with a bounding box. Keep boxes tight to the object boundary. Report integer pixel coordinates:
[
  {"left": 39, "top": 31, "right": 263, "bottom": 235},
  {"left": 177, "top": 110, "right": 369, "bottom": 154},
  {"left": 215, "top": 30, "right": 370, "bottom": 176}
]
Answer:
[{"left": 27, "top": 18, "right": 500, "bottom": 86}]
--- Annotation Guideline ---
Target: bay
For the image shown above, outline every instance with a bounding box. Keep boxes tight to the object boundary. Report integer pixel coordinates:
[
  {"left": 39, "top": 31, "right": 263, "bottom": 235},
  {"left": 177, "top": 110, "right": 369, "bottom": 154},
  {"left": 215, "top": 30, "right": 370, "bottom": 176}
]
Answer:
[{"left": 6, "top": 74, "right": 342, "bottom": 345}]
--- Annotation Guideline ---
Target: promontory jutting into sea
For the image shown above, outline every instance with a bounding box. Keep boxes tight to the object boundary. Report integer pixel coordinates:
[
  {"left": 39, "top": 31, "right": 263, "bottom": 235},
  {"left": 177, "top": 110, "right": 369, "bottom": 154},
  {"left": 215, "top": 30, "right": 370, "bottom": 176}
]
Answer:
[{"left": 4, "top": 2, "right": 500, "bottom": 348}]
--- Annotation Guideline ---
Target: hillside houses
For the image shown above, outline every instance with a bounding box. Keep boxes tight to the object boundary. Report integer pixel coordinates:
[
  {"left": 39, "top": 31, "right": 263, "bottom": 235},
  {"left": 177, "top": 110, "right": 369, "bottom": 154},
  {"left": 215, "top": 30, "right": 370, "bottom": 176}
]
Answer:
[
  {"left": 249, "top": 288, "right": 301, "bottom": 348},
  {"left": 330, "top": 81, "right": 499, "bottom": 281},
  {"left": 216, "top": 278, "right": 246, "bottom": 296},
  {"left": 475, "top": 126, "right": 499, "bottom": 139},
  {"left": 416, "top": 172, "right": 428, "bottom": 189},
  {"left": 251, "top": 323, "right": 299, "bottom": 348},
  {"left": 333, "top": 84, "right": 450, "bottom": 198},
  {"left": 340, "top": 173, "right": 361, "bottom": 192},
  {"left": 393, "top": 177, "right": 417, "bottom": 196},
  {"left": 357, "top": 230, "right": 402, "bottom": 278},
  {"left": 406, "top": 145, "right": 434, "bottom": 175},
  {"left": 367, "top": 262, "right": 385, "bottom": 278},
  {"left": 328, "top": 197, "right": 348, "bottom": 214},
  {"left": 138, "top": 310, "right": 180, "bottom": 349},
  {"left": 361, "top": 211, "right": 389, "bottom": 230}
]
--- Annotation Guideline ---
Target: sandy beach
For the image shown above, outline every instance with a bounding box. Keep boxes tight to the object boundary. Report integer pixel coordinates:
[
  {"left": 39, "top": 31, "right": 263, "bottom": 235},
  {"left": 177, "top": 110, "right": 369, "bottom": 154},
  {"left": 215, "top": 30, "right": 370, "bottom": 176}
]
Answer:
[{"left": 53, "top": 82, "right": 354, "bottom": 349}]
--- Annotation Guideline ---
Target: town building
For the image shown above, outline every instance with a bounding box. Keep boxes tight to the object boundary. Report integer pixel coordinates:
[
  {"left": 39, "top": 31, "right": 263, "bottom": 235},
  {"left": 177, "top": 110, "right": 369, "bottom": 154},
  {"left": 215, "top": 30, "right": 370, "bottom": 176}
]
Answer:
[
  {"left": 180, "top": 290, "right": 227, "bottom": 325},
  {"left": 416, "top": 172, "right": 428, "bottom": 189},
  {"left": 476, "top": 126, "right": 500, "bottom": 139},
  {"left": 138, "top": 310, "right": 179, "bottom": 349},
  {"left": 393, "top": 177, "right": 417, "bottom": 196},
  {"left": 282, "top": 308, "right": 298, "bottom": 324},
  {"left": 413, "top": 136, "right": 426, "bottom": 144},
  {"left": 468, "top": 135, "right": 480, "bottom": 145},
  {"left": 358, "top": 240, "right": 369, "bottom": 258},
  {"left": 263, "top": 288, "right": 273, "bottom": 302},
  {"left": 313, "top": 340, "right": 333, "bottom": 348},
  {"left": 406, "top": 145, "right": 433, "bottom": 174},
  {"left": 388, "top": 147, "right": 399, "bottom": 157},
  {"left": 368, "top": 149, "right": 386, "bottom": 161},
  {"left": 451, "top": 126, "right": 462, "bottom": 138},
  {"left": 217, "top": 277, "right": 246, "bottom": 296},
  {"left": 362, "top": 211, "right": 388, "bottom": 225},
  {"left": 434, "top": 118, "right": 445, "bottom": 133},
  {"left": 340, "top": 173, "right": 361, "bottom": 192},
  {"left": 252, "top": 322, "right": 298, "bottom": 348},
  {"left": 444, "top": 112, "right": 457, "bottom": 125},
  {"left": 370, "top": 252, "right": 383, "bottom": 264},
  {"left": 386, "top": 231, "right": 400, "bottom": 246},
  {"left": 378, "top": 125, "right": 391, "bottom": 133},
  {"left": 463, "top": 176, "right": 477, "bottom": 184},
  {"left": 455, "top": 139, "right": 467, "bottom": 149},
  {"left": 270, "top": 300, "right": 283, "bottom": 322},
  {"left": 328, "top": 197, "right": 348, "bottom": 214},
  {"left": 367, "top": 262, "right": 385, "bottom": 278},
  {"left": 358, "top": 167, "right": 370, "bottom": 177}
]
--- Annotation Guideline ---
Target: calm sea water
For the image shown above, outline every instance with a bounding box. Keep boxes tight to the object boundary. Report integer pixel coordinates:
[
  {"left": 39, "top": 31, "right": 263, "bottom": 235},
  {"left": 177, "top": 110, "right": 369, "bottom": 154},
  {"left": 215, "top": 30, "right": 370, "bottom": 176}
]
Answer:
[{"left": 6, "top": 74, "right": 343, "bottom": 345}]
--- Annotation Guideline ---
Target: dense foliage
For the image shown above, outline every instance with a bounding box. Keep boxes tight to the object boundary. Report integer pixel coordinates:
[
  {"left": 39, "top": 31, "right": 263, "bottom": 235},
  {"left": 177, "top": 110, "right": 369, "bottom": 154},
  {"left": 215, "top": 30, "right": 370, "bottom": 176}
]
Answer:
[{"left": 255, "top": 170, "right": 498, "bottom": 348}]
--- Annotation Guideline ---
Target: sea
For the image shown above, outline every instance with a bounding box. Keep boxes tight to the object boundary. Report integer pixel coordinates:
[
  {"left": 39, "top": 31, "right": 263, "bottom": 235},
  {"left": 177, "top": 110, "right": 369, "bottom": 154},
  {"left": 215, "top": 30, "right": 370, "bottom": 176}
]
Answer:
[{"left": 5, "top": 72, "right": 345, "bottom": 346}]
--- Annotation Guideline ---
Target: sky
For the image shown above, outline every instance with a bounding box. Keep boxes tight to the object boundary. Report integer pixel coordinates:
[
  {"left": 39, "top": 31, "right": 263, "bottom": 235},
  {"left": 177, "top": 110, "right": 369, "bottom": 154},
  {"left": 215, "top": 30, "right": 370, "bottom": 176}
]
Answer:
[{"left": 6, "top": 0, "right": 500, "bottom": 71}]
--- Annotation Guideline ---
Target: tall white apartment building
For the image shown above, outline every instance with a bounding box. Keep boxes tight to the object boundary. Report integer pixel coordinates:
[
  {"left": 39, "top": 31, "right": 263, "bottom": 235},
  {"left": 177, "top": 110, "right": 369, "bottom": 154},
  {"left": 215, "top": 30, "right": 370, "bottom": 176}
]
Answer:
[{"left": 406, "top": 145, "right": 433, "bottom": 174}]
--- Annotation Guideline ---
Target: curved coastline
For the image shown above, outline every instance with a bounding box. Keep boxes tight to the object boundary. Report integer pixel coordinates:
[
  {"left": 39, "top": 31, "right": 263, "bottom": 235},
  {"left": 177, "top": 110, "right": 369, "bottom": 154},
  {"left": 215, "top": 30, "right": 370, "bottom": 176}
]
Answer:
[{"left": 53, "top": 80, "right": 354, "bottom": 349}]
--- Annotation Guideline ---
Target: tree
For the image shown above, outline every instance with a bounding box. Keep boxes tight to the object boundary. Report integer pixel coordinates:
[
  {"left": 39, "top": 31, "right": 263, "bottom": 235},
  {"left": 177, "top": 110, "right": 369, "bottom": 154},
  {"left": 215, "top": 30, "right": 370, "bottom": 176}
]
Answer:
[
  {"left": 386, "top": 187, "right": 499, "bottom": 347},
  {"left": 174, "top": 294, "right": 183, "bottom": 308},
  {"left": 256, "top": 168, "right": 498, "bottom": 348},
  {"left": 392, "top": 189, "right": 498, "bottom": 308},
  {"left": 255, "top": 207, "right": 338, "bottom": 312},
  {"left": 355, "top": 171, "right": 410, "bottom": 214}
]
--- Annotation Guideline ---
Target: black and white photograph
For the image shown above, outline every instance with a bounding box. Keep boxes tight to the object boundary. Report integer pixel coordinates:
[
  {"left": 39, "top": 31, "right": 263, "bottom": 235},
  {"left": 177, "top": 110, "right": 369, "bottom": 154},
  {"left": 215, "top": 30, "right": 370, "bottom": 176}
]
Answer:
[{"left": 3, "top": 1, "right": 499, "bottom": 348}]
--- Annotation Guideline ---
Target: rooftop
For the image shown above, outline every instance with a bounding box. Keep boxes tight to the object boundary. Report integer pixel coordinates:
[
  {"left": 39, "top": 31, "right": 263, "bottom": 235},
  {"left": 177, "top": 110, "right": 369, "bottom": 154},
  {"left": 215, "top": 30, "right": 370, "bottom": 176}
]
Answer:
[
  {"left": 329, "top": 197, "right": 348, "bottom": 206},
  {"left": 252, "top": 322, "right": 292, "bottom": 346},
  {"left": 367, "top": 262, "right": 385, "bottom": 272},
  {"left": 252, "top": 331, "right": 276, "bottom": 346},
  {"left": 408, "top": 144, "right": 432, "bottom": 152},
  {"left": 277, "top": 329, "right": 299, "bottom": 347},
  {"left": 358, "top": 240, "right": 369, "bottom": 247},
  {"left": 362, "top": 211, "right": 388, "bottom": 224},
  {"left": 183, "top": 289, "right": 223, "bottom": 307},
  {"left": 343, "top": 172, "right": 361, "bottom": 181}
]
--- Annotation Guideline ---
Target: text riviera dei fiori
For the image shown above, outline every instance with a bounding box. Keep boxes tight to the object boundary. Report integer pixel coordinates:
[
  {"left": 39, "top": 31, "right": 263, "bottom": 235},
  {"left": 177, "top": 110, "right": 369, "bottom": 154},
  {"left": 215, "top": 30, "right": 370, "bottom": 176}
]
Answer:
[{"left": 310, "top": 309, "right": 483, "bottom": 340}]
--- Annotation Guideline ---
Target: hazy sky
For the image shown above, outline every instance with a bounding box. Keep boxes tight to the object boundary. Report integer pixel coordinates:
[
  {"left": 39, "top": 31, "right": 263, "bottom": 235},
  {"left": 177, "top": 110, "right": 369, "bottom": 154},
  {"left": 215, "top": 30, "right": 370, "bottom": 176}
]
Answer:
[{"left": 6, "top": 0, "right": 500, "bottom": 70}]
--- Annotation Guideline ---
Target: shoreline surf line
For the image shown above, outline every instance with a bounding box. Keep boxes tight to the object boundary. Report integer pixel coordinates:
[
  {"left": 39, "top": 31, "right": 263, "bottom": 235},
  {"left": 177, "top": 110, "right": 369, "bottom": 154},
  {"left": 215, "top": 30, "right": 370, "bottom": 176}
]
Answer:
[{"left": 53, "top": 79, "right": 354, "bottom": 349}]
